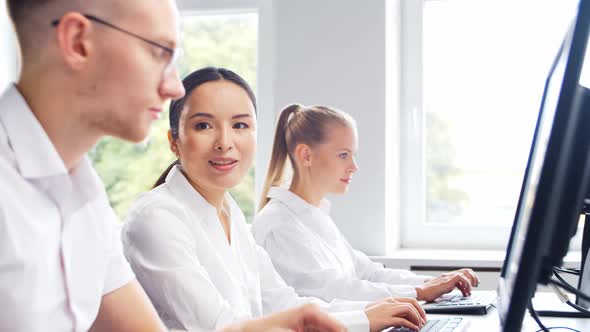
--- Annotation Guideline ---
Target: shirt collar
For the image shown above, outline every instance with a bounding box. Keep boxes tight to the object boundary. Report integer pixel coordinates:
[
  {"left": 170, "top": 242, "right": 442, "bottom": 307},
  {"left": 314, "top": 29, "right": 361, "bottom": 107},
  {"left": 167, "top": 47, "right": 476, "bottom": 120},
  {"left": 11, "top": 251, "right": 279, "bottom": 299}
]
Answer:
[
  {"left": 0, "top": 85, "right": 68, "bottom": 179},
  {"left": 70, "top": 156, "right": 105, "bottom": 203},
  {"left": 165, "top": 165, "right": 240, "bottom": 223},
  {"left": 267, "top": 186, "right": 331, "bottom": 217}
]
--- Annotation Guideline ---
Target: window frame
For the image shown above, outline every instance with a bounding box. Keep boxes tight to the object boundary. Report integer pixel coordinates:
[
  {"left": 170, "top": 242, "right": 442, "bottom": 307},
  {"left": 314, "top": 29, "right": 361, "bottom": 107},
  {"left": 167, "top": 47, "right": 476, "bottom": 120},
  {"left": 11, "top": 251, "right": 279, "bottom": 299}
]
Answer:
[{"left": 397, "top": 0, "right": 583, "bottom": 250}]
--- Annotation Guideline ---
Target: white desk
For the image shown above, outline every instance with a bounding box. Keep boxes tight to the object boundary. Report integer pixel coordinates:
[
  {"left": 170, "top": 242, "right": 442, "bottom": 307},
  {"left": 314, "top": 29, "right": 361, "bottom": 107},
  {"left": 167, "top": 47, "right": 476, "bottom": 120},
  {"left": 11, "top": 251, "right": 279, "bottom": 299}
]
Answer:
[{"left": 428, "top": 292, "right": 590, "bottom": 331}]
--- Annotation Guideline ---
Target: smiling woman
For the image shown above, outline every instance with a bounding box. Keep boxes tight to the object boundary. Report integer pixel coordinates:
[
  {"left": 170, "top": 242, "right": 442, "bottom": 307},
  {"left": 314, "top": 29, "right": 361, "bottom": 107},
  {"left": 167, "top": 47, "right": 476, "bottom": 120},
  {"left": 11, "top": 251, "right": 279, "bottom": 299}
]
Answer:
[
  {"left": 154, "top": 67, "right": 257, "bottom": 196},
  {"left": 145, "top": 67, "right": 257, "bottom": 245},
  {"left": 89, "top": 12, "right": 258, "bottom": 221}
]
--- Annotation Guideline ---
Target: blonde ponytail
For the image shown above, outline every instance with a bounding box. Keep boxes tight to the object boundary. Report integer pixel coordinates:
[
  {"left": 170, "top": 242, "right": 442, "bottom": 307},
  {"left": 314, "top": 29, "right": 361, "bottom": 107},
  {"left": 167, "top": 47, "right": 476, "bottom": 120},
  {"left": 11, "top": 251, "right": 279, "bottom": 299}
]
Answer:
[{"left": 258, "top": 104, "right": 302, "bottom": 210}]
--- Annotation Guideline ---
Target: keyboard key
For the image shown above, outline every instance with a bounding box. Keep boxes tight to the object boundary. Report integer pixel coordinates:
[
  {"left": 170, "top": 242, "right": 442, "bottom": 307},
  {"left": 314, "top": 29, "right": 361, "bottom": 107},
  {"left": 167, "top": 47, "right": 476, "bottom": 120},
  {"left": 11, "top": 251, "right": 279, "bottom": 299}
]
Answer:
[{"left": 386, "top": 318, "right": 463, "bottom": 332}]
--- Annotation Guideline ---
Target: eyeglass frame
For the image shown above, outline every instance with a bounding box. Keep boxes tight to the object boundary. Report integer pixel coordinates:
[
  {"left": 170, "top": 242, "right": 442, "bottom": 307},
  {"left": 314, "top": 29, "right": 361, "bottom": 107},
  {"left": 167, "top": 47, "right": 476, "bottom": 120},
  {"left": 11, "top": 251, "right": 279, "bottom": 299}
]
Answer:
[{"left": 51, "top": 13, "right": 183, "bottom": 77}]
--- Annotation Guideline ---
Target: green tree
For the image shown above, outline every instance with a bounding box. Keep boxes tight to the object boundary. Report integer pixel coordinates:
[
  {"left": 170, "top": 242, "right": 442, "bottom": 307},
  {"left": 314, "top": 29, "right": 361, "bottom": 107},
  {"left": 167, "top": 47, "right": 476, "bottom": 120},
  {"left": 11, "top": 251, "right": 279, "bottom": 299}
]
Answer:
[{"left": 426, "top": 111, "right": 469, "bottom": 221}]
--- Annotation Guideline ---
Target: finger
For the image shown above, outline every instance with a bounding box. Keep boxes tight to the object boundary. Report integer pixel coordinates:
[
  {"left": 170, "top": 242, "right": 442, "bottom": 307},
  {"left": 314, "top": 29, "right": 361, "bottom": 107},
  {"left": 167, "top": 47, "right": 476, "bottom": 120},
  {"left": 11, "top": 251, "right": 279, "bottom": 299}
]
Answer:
[
  {"left": 456, "top": 269, "right": 477, "bottom": 287},
  {"left": 458, "top": 282, "right": 469, "bottom": 297},
  {"left": 449, "top": 275, "right": 468, "bottom": 296},
  {"left": 454, "top": 275, "right": 471, "bottom": 296},
  {"left": 395, "top": 298, "right": 427, "bottom": 323},
  {"left": 465, "top": 269, "right": 479, "bottom": 287},
  {"left": 390, "top": 303, "right": 423, "bottom": 327},
  {"left": 388, "top": 317, "right": 420, "bottom": 332},
  {"left": 441, "top": 275, "right": 461, "bottom": 294},
  {"left": 460, "top": 274, "right": 472, "bottom": 294},
  {"left": 402, "top": 302, "right": 423, "bottom": 326}
]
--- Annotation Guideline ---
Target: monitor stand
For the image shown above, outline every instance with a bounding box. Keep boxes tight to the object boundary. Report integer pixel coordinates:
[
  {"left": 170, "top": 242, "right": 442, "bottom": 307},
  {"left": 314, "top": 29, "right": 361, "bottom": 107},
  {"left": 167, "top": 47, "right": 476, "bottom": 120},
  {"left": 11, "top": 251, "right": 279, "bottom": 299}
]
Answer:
[
  {"left": 537, "top": 198, "right": 590, "bottom": 317},
  {"left": 577, "top": 198, "right": 590, "bottom": 308}
]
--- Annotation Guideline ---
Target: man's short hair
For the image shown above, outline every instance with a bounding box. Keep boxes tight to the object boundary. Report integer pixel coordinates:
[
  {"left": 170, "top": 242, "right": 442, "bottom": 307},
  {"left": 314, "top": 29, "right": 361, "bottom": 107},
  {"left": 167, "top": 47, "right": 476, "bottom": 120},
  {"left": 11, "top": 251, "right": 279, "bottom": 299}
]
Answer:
[
  {"left": 6, "top": 0, "right": 68, "bottom": 58},
  {"left": 7, "top": 0, "right": 53, "bottom": 25}
]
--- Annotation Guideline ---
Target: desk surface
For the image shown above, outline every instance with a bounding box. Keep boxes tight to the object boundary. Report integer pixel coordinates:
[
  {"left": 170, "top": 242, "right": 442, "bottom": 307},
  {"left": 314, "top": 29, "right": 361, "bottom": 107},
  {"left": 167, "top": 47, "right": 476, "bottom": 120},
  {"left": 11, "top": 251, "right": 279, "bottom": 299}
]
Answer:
[{"left": 428, "top": 292, "right": 590, "bottom": 331}]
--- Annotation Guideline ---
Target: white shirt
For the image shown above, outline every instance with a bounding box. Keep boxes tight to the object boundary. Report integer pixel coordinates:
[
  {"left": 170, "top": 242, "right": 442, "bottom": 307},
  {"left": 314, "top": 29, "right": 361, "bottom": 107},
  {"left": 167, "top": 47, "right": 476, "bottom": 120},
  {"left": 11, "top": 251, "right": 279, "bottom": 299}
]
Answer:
[
  {"left": 252, "top": 187, "right": 429, "bottom": 303},
  {"left": 122, "top": 166, "right": 369, "bottom": 332},
  {"left": 0, "top": 85, "right": 135, "bottom": 331}
]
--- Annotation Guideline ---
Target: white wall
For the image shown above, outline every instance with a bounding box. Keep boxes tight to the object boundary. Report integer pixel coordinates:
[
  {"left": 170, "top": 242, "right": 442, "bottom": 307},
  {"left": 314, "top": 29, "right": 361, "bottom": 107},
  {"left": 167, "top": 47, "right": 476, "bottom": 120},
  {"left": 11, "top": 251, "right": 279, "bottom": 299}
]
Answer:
[
  {"left": 264, "top": 0, "right": 397, "bottom": 255},
  {"left": 0, "top": 1, "right": 18, "bottom": 91}
]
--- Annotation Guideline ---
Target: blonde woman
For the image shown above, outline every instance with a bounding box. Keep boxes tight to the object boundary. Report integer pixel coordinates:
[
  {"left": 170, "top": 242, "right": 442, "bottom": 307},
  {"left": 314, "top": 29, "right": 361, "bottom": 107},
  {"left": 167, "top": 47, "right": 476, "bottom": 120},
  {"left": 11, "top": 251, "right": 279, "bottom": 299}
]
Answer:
[{"left": 253, "top": 104, "right": 479, "bottom": 304}]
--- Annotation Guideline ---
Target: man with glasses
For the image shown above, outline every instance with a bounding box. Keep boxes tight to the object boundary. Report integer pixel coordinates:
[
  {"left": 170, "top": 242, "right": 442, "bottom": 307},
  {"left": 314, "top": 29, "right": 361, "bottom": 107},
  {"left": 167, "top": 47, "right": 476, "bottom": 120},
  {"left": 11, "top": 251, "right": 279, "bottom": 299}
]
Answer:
[{"left": 1, "top": 1, "right": 344, "bottom": 331}]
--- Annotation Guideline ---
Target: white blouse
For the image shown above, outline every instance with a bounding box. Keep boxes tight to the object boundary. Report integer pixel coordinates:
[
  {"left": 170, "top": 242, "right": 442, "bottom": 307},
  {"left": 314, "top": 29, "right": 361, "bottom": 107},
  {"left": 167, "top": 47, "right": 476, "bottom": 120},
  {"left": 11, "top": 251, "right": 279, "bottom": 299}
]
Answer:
[
  {"left": 122, "top": 166, "right": 369, "bottom": 332},
  {"left": 252, "top": 187, "right": 428, "bottom": 303}
]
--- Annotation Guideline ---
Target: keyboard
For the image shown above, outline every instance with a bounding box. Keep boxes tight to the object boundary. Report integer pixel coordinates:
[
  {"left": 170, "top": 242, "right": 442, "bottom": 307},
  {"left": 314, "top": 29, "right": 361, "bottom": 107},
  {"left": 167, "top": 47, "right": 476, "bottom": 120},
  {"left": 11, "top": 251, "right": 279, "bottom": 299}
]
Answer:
[
  {"left": 423, "top": 290, "right": 496, "bottom": 315},
  {"left": 387, "top": 317, "right": 468, "bottom": 332}
]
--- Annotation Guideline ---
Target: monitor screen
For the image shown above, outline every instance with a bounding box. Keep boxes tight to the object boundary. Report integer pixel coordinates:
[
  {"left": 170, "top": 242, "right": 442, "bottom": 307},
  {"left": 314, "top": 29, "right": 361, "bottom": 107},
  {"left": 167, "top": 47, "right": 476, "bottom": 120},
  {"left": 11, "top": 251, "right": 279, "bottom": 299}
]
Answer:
[
  {"left": 497, "top": 0, "right": 590, "bottom": 330},
  {"left": 502, "top": 34, "right": 568, "bottom": 291}
]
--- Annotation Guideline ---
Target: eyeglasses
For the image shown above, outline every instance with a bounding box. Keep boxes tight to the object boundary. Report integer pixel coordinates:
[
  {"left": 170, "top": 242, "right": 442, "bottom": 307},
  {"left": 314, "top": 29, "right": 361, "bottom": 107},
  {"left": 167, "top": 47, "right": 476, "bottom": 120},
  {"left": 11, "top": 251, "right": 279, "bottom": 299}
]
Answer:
[{"left": 51, "top": 14, "right": 183, "bottom": 79}]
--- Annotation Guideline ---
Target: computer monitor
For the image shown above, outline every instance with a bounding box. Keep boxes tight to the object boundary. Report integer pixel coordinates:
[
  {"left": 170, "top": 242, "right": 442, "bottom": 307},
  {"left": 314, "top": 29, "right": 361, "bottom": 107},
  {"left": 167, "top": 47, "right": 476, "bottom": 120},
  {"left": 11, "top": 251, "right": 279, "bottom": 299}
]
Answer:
[
  {"left": 542, "top": 85, "right": 590, "bottom": 280},
  {"left": 497, "top": 0, "right": 590, "bottom": 330}
]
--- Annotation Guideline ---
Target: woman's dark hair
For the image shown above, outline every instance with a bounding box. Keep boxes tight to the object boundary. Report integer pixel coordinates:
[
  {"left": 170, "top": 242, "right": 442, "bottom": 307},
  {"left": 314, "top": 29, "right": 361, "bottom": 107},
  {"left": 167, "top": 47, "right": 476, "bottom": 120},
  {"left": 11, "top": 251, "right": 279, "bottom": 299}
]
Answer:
[{"left": 153, "top": 67, "right": 257, "bottom": 188}]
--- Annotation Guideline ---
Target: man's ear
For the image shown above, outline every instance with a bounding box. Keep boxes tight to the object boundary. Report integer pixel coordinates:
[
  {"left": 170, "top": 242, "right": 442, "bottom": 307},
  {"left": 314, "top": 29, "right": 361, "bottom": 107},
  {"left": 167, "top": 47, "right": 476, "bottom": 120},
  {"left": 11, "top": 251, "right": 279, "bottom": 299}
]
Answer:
[
  {"left": 55, "top": 12, "right": 93, "bottom": 70},
  {"left": 294, "top": 143, "right": 312, "bottom": 167}
]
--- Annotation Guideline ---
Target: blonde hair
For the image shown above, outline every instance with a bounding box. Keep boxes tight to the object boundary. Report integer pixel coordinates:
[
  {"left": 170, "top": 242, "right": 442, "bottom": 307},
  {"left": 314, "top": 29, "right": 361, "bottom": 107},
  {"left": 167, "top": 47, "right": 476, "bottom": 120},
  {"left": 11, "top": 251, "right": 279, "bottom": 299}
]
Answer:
[{"left": 259, "top": 104, "right": 356, "bottom": 210}]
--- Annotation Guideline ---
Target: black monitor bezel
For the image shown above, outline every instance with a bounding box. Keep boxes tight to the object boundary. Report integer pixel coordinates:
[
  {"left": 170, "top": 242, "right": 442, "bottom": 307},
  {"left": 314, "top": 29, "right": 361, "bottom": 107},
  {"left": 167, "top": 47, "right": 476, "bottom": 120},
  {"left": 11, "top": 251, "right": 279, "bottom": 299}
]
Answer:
[{"left": 498, "top": 0, "right": 590, "bottom": 330}]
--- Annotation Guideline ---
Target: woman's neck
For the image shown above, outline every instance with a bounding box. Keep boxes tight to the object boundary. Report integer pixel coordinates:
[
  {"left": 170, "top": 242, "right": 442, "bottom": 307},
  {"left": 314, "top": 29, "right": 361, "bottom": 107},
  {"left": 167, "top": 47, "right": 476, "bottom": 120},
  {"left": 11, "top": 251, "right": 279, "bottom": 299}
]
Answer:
[
  {"left": 182, "top": 169, "right": 232, "bottom": 244},
  {"left": 289, "top": 177, "right": 325, "bottom": 207},
  {"left": 182, "top": 170, "right": 226, "bottom": 210}
]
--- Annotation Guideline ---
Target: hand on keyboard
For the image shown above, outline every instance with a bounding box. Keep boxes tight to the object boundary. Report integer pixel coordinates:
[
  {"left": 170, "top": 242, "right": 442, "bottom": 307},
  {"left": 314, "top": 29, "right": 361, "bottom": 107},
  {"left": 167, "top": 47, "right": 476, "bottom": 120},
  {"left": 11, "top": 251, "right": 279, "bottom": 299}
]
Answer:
[
  {"left": 365, "top": 297, "right": 426, "bottom": 332},
  {"left": 415, "top": 269, "right": 479, "bottom": 302}
]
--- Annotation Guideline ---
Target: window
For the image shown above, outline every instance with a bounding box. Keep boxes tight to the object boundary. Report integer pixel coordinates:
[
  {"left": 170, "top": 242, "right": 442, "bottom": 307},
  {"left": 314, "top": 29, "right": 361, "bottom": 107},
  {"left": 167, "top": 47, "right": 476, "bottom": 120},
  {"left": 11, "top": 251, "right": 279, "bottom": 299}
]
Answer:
[
  {"left": 0, "top": 3, "right": 18, "bottom": 92},
  {"left": 400, "top": 0, "right": 579, "bottom": 249},
  {"left": 91, "top": 12, "right": 258, "bottom": 222}
]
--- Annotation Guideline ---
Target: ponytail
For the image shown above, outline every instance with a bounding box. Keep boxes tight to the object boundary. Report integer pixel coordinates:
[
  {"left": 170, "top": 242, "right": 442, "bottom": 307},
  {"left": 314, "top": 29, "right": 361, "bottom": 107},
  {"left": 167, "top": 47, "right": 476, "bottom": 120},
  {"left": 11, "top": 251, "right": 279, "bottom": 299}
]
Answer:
[
  {"left": 258, "top": 104, "right": 302, "bottom": 210},
  {"left": 153, "top": 160, "right": 181, "bottom": 188}
]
